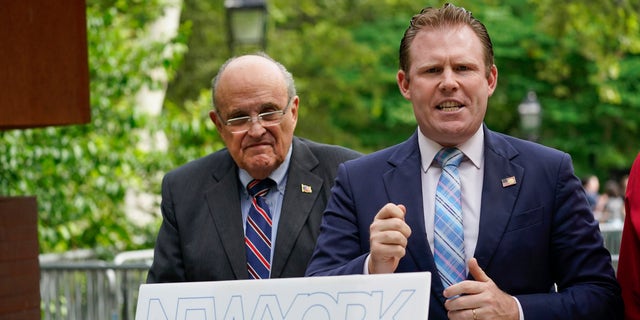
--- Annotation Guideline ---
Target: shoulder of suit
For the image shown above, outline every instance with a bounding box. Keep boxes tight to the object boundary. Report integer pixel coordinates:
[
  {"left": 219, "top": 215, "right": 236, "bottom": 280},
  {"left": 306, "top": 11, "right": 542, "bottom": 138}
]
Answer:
[
  {"left": 166, "top": 147, "right": 233, "bottom": 178},
  {"left": 488, "top": 130, "right": 567, "bottom": 162},
  {"left": 294, "top": 136, "right": 362, "bottom": 160}
]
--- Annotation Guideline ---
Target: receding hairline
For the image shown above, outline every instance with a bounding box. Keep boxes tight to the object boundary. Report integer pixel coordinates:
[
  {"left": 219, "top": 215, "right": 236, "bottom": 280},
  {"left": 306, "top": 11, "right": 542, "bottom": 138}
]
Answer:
[{"left": 211, "top": 53, "right": 296, "bottom": 110}]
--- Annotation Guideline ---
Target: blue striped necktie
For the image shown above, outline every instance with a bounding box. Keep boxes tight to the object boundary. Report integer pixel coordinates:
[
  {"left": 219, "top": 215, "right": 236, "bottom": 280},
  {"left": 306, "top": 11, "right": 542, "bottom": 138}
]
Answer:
[
  {"left": 434, "top": 147, "right": 466, "bottom": 287},
  {"left": 245, "top": 178, "right": 275, "bottom": 279}
]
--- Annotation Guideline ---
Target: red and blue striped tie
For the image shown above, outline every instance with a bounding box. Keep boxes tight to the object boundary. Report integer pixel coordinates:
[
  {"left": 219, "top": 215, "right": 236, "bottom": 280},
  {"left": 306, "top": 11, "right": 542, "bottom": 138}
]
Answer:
[{"left": 245, "top": 178, "right": 275, "bottom": 279}]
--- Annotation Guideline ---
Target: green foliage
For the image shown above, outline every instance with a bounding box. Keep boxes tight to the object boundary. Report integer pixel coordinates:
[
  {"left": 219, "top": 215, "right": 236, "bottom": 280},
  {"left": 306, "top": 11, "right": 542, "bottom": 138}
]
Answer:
[
  {"left": 3, "top": 0, "right": 640, "bottom": 254},
  {"left": 162, "top": 90, "right": 225, "bottom": 165},
  {"left": 0, "top": 0, "right": 188, "bottom": 258},
  {"left": 519, "top": 0, "right": 640, "bottom": 178},
  {"left": 168, "top": 0, "right": 640, "bottom": 184}
]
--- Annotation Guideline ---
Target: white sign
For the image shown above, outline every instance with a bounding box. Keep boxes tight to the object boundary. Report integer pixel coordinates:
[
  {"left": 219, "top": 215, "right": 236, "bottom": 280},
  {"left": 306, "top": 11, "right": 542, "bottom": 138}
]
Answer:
[{"left": 135, "top": 272, "right": 430, "bottom": 320}]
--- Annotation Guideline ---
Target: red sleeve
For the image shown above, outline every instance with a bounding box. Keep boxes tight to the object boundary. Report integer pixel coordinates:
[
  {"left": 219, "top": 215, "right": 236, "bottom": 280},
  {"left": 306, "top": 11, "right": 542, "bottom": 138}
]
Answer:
[{"left": 618, "top": 152, "right": 640, "bottom": 320}]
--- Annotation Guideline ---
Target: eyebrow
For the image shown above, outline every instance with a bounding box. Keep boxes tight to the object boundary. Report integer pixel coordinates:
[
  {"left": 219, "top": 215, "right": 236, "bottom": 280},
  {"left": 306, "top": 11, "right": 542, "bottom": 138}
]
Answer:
[{"left": 227, "top": 102, "right": 280, "bottom": 118}]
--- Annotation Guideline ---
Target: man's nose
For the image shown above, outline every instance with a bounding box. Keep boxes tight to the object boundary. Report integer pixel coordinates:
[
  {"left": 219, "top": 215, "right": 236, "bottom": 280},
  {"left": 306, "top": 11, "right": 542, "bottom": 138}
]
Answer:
[
  {"left": 439, "top": 69, "right": 459, "bottom": 92},
  {"left": 246, "top": 117, "right": 267, "bottom": 135}
]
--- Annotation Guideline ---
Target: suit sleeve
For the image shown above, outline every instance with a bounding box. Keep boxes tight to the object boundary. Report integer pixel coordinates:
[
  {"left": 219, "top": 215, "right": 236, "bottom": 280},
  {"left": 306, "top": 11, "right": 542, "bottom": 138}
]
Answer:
[
  {"left": 516, "top": 153, "right": 623, "bottom": 319},
  {"left": 306, "top": 162, "right": 370, "bottom": 276}
]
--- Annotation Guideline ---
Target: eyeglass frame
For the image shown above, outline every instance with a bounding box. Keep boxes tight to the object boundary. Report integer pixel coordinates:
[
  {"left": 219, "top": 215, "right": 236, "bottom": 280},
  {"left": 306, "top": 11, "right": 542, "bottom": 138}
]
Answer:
[{"left": 216, "top": 97, "right": 293, "bottom": 134}]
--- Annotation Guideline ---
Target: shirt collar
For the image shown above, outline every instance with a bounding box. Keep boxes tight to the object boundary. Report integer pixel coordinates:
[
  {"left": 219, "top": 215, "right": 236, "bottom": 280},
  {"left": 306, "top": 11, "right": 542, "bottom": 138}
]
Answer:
[{"left": 418, "top": 125, "right": 484, "bottom": 172}]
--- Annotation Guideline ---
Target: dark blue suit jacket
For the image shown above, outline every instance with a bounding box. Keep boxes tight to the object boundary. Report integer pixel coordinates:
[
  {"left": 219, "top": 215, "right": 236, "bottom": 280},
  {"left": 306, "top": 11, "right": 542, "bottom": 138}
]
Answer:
[{"left": 306, "top": 126, "right": 622, "bottom": 319}]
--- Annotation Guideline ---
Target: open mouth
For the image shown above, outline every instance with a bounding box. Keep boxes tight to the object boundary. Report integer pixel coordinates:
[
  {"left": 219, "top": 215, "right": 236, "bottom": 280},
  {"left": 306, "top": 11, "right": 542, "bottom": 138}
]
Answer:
[{"left": 437, "top": 101, "right": 463, "bottom": 111}]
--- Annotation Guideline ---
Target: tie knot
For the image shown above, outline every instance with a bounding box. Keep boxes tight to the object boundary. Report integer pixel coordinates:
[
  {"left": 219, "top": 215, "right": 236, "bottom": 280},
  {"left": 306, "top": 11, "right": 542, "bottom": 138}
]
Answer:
[
  {"left": 435, "top": 148, "right": 463, "bottom": 168},
  {"left": 247, "top": 178, "right": 275, "bottom": 197}
]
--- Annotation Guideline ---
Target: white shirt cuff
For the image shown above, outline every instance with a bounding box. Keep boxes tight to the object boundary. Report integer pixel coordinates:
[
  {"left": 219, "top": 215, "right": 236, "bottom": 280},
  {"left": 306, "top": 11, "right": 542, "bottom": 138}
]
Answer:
[
  {"left": 513, "top": 296, "right": 524, "bottom": 319},
  {"left": 363, "top": 254, "right": 371, "bottom": 274}
]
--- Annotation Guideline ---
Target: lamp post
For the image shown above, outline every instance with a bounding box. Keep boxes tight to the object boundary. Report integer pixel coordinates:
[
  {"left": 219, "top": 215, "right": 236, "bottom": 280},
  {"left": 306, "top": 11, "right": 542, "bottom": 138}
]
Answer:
[
  {"left": 225, "top": 0, "right": 268, "bottom": 54},
  {"left": 517, "top": 90, "right": 542, "bottom": 141}
]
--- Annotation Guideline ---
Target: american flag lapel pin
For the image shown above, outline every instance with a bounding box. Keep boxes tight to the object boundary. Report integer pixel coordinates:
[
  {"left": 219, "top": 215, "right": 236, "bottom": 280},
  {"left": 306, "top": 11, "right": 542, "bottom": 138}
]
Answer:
[
  {"left": 301, "top": 184, "right": 312, "bottom": 193},
  {"left": 501, "top": 176, "right": 517, "bottom": 188}
]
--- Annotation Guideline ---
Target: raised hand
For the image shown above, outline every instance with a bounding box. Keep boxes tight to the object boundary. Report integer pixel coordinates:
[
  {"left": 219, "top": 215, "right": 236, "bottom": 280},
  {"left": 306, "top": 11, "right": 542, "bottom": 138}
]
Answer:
[{"left": 368, "top": 203, "right": 412, "bottom": 274}]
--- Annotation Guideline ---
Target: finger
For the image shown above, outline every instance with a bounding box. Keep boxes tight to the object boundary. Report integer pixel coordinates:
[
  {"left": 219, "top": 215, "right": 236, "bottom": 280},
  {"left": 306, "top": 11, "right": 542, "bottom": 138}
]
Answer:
[
  {"left": 371, "top": 204, "right": 411, "bottom": 238},
  {"left": 395, "top": 205, "right": 410, "bottom": 237},
  {"left": 444, "top": 259, "right": 487, "bottom": 299},
  {"left": 443, "top": 281, "right": 477, "bottom": 300},
  {"left": 368, "top": 234, "right": 407, "bottom": 274},
  {"left": 374, "top": 203, "right": 406, "bottom": 220},
  {"left": 371, "top": 229, "right": 409, "bottom": 247},
  {"left": 468, "top": 258, "right": 490, "bottom": 282}
]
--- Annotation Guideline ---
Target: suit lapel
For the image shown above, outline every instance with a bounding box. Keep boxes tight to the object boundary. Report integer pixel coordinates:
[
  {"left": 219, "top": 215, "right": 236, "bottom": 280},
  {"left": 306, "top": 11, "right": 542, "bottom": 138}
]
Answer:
[
  {"left": 384, "top": 132, "right": 445, "bottom": 303},
  {"left": 271, "top": 139, "right": 321, "bottom": 278},
  {"left": 473, "top": 128, "right": 523, "bottom": 271},
  {"left": 381, "top": 133, "right": 437, "bottom": 273},
  {"left": 384, "top": 134, "right": 433, "bottom": 270},
  {"left": 204, "top": 155, "right": 247, "bottom": 279}
]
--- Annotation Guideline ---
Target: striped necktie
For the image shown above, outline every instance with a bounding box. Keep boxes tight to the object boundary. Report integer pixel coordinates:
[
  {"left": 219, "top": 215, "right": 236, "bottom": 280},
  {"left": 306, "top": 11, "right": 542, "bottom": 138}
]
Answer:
[
  {"left": 434, "top": 147, "right": 466, "bottom": 287},
  {"left": 245, "top": 178, "right": 275, "bottom": 279}
]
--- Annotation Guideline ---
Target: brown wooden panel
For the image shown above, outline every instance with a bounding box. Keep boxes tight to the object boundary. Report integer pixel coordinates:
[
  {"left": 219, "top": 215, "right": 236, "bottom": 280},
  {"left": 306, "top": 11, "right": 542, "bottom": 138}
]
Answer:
[
  {"left": 0, "top": 197, "right": 40, "bottom": 320},
  {"left": 0, "top": 0, "right": 90, "bottom": 129},
  {"left": 0, "top": 266, "right": 40, "bottom": 296},
  {"left": 0, "top": 237, "right": 39, "bottom": 261},
  {"left": 0, "top": 259, "right": 39, "bottom": 285},
  {"left": 0, "top": 310, "right": 41, "bottom": 320},
  {"left": 0, "top": 292, "right": 41, "bottom": 317}
]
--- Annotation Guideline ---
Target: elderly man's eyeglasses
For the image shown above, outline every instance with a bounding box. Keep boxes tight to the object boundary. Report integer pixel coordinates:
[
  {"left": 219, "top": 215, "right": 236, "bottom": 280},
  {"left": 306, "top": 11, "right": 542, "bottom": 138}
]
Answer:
[{"left": 220, "top": 99, "right": 292, "bottom": 134}]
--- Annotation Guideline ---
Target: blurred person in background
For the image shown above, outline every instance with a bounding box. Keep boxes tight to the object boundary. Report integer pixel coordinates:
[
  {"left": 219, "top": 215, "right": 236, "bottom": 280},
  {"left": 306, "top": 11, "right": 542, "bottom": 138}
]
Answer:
[
  {"left": 583, "top": 174, "right": 608, "bottom": 221},
  {"left": 603, "top": 179, "right": 625, "bottom": 225},
  {"left": 582, "top": 174, "right": 601, "bottom": 211}
]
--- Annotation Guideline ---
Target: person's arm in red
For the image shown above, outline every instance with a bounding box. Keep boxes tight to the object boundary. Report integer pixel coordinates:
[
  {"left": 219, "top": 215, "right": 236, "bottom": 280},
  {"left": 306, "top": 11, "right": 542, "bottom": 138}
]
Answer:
[{"left": 618, "top": 152, "right": 640, "bottom": 320}]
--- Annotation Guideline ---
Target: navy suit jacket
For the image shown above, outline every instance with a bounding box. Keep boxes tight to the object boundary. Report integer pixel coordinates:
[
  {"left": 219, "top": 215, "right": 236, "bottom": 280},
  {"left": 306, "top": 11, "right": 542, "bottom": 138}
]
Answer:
[
  {"left": 306, "top": 126, "right": 622, "bottom": 319},
  {"left": 147, "top": 137, "right": 361, "bottom": 283}
]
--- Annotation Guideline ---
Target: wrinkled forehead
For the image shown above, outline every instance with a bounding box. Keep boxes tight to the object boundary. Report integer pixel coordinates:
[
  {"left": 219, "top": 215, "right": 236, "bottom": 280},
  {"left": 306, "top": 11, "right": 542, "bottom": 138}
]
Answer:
[{"left": 216, "top": 57, "right": 288, "bottom": 110}]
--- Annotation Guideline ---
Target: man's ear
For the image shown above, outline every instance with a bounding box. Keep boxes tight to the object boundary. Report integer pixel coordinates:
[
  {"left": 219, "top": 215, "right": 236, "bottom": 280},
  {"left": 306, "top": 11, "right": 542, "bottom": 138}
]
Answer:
[
  {"left": 289, "top": 95, "right": 299, "bottom": 123},
  {"left": 397, "top": 70, "right": 411, "bottom": 99},
  {"left": 487, "top": 64, "right": 498, "bottom": 96},
  {"left": 209, "top": 110, "right": 223, "bottom": 131}
]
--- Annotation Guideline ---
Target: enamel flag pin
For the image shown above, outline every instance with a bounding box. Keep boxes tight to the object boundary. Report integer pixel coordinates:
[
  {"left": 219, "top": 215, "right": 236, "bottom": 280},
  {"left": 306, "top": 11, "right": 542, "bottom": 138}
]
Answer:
[
  {"left": 501, "top": 176, "right": 517, "bottom": 187},
  {"left": 301, "top": 184, "right": 312, "bottom": 193}
]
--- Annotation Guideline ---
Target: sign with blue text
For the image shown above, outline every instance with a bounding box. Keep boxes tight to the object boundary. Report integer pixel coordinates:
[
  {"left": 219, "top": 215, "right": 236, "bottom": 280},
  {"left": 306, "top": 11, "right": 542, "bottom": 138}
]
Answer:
[{"left": 135, "top": 272, "right": 430, "bottom": 320}]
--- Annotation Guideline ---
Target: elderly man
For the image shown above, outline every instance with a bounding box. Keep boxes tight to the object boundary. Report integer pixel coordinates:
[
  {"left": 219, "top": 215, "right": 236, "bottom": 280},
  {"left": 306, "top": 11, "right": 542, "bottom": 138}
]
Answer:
[{"left": 147, "top": 53, "right": 360, "bottom": 282}]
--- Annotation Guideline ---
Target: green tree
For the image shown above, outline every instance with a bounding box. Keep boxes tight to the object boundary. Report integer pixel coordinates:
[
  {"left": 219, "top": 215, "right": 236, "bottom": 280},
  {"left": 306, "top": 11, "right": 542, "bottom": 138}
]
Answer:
[
  {"left": 167, "top": 0, "right": 640, "bottom": 179},
  {"left": 3, "top": 0, "right": 640, "bottom": 255},
  {"left": 522, "top": 0, "right": 640, "bottom": 177},
  {"left": 0, "top": 0, "right": 191, "bottom": 257}
]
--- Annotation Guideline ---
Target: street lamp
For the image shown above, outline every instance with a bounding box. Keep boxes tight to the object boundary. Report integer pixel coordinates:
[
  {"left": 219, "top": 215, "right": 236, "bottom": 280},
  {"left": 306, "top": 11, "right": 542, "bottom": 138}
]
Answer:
[
  {"left": 517, "top": 90, "right": 542, "bottom": 141},
  {"left": 225, "top": 0, "right": 268, "bottom": 54}
]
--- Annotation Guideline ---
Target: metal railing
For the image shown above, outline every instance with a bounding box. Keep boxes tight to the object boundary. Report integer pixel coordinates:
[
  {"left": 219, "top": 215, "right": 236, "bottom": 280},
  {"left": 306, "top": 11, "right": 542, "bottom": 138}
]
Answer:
[
  {"left": 599, "top": 221, "right": 623, "bottom": 271},
  {"left": 38, "top": 225, "right": 622, "bottom": 320},
  {"left": 40, "top": 249, "right": 153, "bottom": 320}
]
